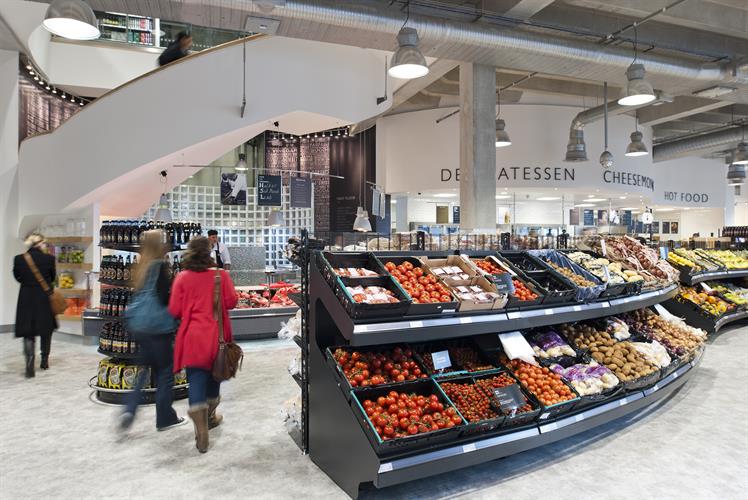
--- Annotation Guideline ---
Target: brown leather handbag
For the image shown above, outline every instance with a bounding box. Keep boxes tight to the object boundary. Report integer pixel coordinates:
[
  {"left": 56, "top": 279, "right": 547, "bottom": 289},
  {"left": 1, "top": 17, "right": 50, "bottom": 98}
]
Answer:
[
  {"left": 211, "top": 270, "right": 243, "bottom": 381},
  {"left": 24, "top": 253, "right": 67, "bottom": 316}
]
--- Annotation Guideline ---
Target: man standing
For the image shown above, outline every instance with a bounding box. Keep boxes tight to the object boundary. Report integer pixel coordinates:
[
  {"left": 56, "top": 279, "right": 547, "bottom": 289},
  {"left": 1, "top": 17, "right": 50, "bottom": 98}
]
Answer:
[{"left": 207, "top": 230, "right": 231, "bottom": 270}]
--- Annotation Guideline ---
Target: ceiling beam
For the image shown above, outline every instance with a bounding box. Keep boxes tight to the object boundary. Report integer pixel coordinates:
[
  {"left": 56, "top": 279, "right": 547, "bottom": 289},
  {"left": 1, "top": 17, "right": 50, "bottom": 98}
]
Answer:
[
  {"left": 503, "top": 0, "right": 556, "bottom": 19},
  {"left": 350, "top": 59, "right": 460, "bottom": 134},
  {"left": 637, "top": 96, "right": 734, "bottom": 126}
]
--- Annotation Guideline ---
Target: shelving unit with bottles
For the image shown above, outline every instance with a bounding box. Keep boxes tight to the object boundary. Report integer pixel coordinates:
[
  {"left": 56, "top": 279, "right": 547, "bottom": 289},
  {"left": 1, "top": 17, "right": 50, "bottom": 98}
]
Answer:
[{"left": 95, "top": 11, "right": 155, "bottom": 46}]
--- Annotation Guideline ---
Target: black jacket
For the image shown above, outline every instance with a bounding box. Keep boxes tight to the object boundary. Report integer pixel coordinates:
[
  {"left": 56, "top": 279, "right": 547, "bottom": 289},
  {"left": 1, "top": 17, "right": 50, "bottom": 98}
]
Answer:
[
  {"left": 13, "top": 247, "right": 58, "bottom": 338},
  {"left": 158, "top": 42, "right": 187, "bottom": 66}
]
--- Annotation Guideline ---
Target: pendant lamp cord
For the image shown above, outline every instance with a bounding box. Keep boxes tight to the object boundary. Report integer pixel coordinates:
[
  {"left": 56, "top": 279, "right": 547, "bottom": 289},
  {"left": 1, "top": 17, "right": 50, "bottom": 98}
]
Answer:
[
  {"left": 496, "top": 89, "right": 501, "bottom": 119},
  {"left": 240, "top": 39, "right": 247, "bottom": 118},
  {"left": 603, "top": 82, "right": 608, "bottom": 149},
  {"left": 401, "top": 1, "right": 411, "bottom": 30},
  {"left": 631, "top": 25, "right": 638, "bottom": 65}
]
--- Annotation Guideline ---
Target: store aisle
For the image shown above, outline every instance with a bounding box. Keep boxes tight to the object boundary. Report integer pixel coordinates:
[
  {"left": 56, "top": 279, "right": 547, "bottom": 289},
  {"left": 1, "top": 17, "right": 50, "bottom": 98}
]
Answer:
[{"left": 0, "top": 328, "right": 746, "bottom": 500}]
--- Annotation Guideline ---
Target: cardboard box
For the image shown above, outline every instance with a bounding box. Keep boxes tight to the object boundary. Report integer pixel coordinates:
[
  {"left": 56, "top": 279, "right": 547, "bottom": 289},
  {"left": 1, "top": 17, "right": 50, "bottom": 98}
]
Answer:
[
  {"left": 447, "top": 276, "right": 507, "bottom": 311},
  {"left": 421, "top": 255, "right": 478, "bottom": 285}
]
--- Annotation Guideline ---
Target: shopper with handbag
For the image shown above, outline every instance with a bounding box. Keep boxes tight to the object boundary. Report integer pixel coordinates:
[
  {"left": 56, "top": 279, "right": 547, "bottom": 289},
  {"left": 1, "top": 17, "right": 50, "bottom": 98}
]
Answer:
[
  {"left": 13, "top": 233, "right": 61, "bottom": 378},
  {"left": 120, "top": 230, "right": 185, "bottom": 433},
  {"left": 169, "top": 236, "right": 239, "bottom": 453}
]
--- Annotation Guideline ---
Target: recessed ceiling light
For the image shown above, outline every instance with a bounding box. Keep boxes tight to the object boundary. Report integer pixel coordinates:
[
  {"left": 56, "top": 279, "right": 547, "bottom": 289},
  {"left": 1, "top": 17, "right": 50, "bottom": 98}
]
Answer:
[
  {"left": 586, "top": 198, "right": 607, "bottom": 202},
  {"left": 496, "top": 195, "right": 512, "bottom": 199},
  {"left": 575, "top": 203, "right": 595, "bottom": 207},
  {"left": 620, "top": 207, "right": 639, "bottom": 210},
  {"left": 537, "top": 197, "right": 561, "bottom": 201},
  {"left": 433, "top": 193, "right": 457, "bottom": 198},
  {"left": 655, "top": 208, "right": 676, "bottom": 212},
  {"left": 25, "top": 65, "right": 32, "bottom": 70},
  {"left": 619, "top": 196, "right": 627, "bottom": 199}
]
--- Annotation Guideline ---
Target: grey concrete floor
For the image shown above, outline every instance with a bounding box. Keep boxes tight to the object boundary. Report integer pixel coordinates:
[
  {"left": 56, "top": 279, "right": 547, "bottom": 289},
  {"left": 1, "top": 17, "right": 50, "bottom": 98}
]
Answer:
[{"left": 0, "top": 326, "right": 746, "bottom": 500}]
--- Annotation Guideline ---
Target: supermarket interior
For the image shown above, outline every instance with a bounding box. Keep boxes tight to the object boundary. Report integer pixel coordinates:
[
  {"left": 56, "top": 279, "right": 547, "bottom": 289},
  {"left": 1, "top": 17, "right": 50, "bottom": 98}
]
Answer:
[{"left": 1, "top": 1, "right": 748, "bottom": 499}]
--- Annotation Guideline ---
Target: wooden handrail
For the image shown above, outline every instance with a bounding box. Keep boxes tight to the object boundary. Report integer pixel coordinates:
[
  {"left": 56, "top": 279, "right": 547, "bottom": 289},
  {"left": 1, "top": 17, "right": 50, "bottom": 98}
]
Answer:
[{"left": 20, "top": 33, "right": 266, "bottom": 144}]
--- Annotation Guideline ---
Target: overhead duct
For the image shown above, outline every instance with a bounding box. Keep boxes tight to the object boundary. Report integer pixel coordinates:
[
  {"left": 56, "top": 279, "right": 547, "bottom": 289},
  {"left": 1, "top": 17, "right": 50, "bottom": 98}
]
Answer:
[
  {"left": 246, "top": 1, "right": 742, "bottom": 86},
  {"left": 565, "top": 91, "right": 669, "bottom": 162},
  {"left": 653, "top": 126, "right": 746, "bottom": 162}
]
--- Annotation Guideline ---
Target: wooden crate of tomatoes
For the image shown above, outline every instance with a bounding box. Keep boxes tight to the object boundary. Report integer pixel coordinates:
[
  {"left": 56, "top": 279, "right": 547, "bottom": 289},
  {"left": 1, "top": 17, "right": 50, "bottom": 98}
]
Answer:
[
  {"left": 379, "top": 256, "right": 459, "bottom": 315},
  {"left": 351, "top": 380, "right": 464, "bottom": 454}
]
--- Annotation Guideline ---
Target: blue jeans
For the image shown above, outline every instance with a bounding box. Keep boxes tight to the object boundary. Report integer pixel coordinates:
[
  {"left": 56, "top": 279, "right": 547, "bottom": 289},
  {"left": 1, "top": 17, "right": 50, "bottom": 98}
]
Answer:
[
  {"left": 186, "top": 368, "right": 221, "bottom": 406},
  {"left": 124, "top": 335, "right": 179, "bottom": 429}
]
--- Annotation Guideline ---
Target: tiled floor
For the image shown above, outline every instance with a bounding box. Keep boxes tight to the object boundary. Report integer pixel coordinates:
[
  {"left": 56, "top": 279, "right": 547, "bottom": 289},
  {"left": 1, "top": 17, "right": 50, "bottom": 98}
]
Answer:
[{"left": 0, "top": 326, "right": 745, "bottom": 499}]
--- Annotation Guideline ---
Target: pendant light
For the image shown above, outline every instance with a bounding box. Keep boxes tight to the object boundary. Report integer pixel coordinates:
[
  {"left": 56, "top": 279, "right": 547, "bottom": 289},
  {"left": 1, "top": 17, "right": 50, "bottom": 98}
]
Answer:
[
  {"left": 266, "top": 208, "right": 285, "bottom": 227},
  {"left": 388, "top": 2, "right": 428, "bottom": 80},
  {"left": 727, "top": 162, "right": 746, "bottom": 186},
  {"left": 625, "top": 113, "right": 649, "bottom": 157},
  {"left": 235, "top": 153, "right": 248, "bottom": 171},
  {"left": 155, "top": 194, "right": 173, "bottom": 222},
  {"left": 43, "top": 0, "right": 100, "bottom": 40},
  {"left": 617, "top": 27, "right": 655, "bottom": 106},
  {"left": 599, "top": 82, "right": 614, "bottom": 168},
  {"left": 353, "top": 133, "right": 372, "bottom": 232},
  {"left": 734, "top": 142, "right": 748, "bottom": 165},
  {"left": 495, "top": 89, "right": 511, "bottom": 148}
]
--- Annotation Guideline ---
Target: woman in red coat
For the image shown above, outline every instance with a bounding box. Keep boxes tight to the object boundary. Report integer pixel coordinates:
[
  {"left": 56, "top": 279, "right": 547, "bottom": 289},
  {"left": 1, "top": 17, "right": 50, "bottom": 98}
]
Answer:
[{"left": 169, "top": 236, "right": 237, "bottom": 453}]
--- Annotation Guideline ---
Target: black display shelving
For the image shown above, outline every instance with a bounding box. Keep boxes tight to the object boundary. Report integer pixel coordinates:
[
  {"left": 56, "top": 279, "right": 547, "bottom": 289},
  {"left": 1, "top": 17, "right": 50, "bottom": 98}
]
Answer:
[
  {"left": 88, "top": 376, "right": 189, "bottom": 405},
  {"left": 679, "top": 268, "right": 748, "bottom": 286},
  {"left": 99, "top": 242, "right": 184, "bottom": 252},
  {"left": 97, "top": 348, "right": 138, "bottom": 360},
  {"left": 99, "top": 278, "right": 131, "bottom": 287},
  {"left": 661, "top": 298, "right": 748, "bottom": 334},
  {"left": 302, "top": 250, "right": 697, "bottom": 498}
]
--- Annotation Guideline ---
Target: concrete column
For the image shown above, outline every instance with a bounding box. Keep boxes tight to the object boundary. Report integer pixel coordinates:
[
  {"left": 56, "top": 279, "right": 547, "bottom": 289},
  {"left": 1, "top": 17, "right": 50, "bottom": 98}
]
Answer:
[
  {"left": 0, "top": 49, "right": 22, "bottom": 331},
  {"left": 459, "top": 63, "right": 496, "bottom": 232},
  {"left": 394, "top": 195, "right": 409, "bottom": 233}
]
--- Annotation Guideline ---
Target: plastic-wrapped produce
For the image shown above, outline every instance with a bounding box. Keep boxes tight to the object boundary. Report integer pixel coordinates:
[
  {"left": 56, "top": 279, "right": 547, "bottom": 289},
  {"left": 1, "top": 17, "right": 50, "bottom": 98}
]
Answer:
[
  {"left": 549, "top": 362, "right": 620, "bottom": 396},
  {"left": 606, "top": 317, "right": 631, "bottom": 340},
  {"left": 630, "top": 340, "right": 672, "bottom": 368},
  {"left": 527, "top": 330, "right": 577, "bottom": 359}
]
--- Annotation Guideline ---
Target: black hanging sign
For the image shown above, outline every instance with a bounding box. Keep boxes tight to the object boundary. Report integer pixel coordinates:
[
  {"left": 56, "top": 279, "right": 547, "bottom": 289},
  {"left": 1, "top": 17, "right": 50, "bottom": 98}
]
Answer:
[
  {"left": 258, "top": 174, "right": 282, "bottom": 206},
  {"left": 452, "top": 206, "right": 460, "bottom": 224},
  {"left": 492, "top": 383, "right": 526, "bottom": 412},
  {"left": 290, "top": 176, "right": 312, "bottom": 208},
  {"left": 583, "top": 209, "right": 595, "bottom": 226},
  {"left": 493, "top": 273, "right": 515, "bottom": 294}
]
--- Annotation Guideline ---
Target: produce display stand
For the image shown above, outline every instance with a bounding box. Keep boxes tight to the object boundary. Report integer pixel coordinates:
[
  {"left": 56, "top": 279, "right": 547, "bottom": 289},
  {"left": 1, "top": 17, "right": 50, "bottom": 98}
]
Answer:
[
  {"left": 661, "top": 298, "right": 748, "bottom": 334},
  {"left": 678, "top": 268, "right": 748, "bottom": 286},
  {"left": 300, "top": 247, "right": 693, "bottom": 499}
]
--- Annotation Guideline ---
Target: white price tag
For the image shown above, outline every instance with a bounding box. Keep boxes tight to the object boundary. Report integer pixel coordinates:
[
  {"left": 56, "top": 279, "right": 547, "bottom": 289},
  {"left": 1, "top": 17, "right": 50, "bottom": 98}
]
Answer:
[
  {"left": 545, "top": 308, "right": 555, "bottom": 316},
  {"left": 431, "top": 350, "right": 452, "bottom": 370},
  {"left": 410, "top": 320, "right": 424, "bottom": 328},
  {"left": 575, "top": 413, "right": 585, "bottom": 422},
  {"left": 573, "top": 305, "right": 582, "bottom": 312},
  {"left": 601, "top": 302, "right": 610, "bottom": 308},
  {"left": 653, "top": 304, "right": 669, "bottom": 316},
  {"left": 357, "top": 325, "right": 369, "bottom": 332},
  {"left": 538, "top": 413, "right": 550, "bottom": 420},
  {"left": 507, "top": 311, "right": 522, "bottom": 320},
  {"left": 618, "top": 398, "right": 628, "bottom": 407},
  {"left": 460, "top": 316, "right": 473, "bottom": 324},
  {"left": 379, "top": 463, "right": 393, "bottom": 473},
  {"left": 700, "top": 282, "right": 713, "bottom": 293},
  {"left": 672, "top": 371, "right": 679, "bottom": 379},
  {"left": 462, "top": 443, "right": 477, "bottom": 453}
]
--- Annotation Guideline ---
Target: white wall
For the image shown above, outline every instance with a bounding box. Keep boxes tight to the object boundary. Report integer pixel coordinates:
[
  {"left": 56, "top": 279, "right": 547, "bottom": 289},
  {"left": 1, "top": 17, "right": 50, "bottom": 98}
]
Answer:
[
  {"left": 0, "top": 49, "right": 22, "bottom": 329},
  {"left": 679, "top": 208, "right": 725, "bottom": 238}
]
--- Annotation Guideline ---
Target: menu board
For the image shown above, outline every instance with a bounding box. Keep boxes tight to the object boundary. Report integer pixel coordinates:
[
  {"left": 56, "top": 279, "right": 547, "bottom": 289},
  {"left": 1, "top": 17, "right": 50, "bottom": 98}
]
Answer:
[
  {"left": 257, "top": 174, "right": 282, "bottom": 206},
  {"left": 583, "top": 209, "right": 595, "bottom": 226},
  {"left": 635, "top": 221, "right": 644, "bottom": 233},
  {"left": 452, "top": 206, "right": 460, "bottom": 224},
  {"left": 290, "top": 176, "right": 312, "bottom": 208},
  {"left": 652, "top": 221, "right": 660, "bottom": 234},
  {"left": 621, "top": 210, "right": 633, "bottom": 229},
  {"left": 569, "top": 208, "right": 580, "bottom": 226},
  {"left": 662, "top": 222, "right": 670, "bottom": 234}
]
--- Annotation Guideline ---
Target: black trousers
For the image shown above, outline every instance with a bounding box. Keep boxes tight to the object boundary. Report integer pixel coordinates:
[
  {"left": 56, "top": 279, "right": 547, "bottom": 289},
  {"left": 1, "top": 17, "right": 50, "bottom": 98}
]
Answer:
[{"left": 40, "top": 332, "right": 52, "bottom": 357}]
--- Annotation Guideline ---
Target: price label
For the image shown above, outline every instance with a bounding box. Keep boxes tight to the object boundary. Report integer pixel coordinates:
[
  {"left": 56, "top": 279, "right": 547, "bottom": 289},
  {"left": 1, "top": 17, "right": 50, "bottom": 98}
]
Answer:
[
  {"left": 700, "top": 282, "right": 713, "bottom": 293},
  {"left": 545, "top": 308, "right": 555, "bottom": 316},
  {"left": 431, "top": 350, "right": 452, "bottom": 370},
  {"left": 507, "top": 311, "right": 522, "bottom": 319},
  {"left": 459, "top": 316, "right": 473, "bottom": 324},
  {"left": 493, "top": 273, "right": 515, "bottom": 295},
  {"left": 574, "top": 413, "right": 585, "bottom": 423},
  {"left": 653, "top": 304, "right": 669, "bottom": 316},
  {"left": 462, "top": 443, "right": 477, "bottom": 453},
  {"left": 493, "top": 384, "right": 526, "bottom": 412},
  {"left": 410, "top": 320, "right": 424, "bottom": 328},
  {"left": 573, "top": 305, "right": 582, "bottom": 312},
  {"left": 600, "top": 239, "right": 607, "bottom": 256}
]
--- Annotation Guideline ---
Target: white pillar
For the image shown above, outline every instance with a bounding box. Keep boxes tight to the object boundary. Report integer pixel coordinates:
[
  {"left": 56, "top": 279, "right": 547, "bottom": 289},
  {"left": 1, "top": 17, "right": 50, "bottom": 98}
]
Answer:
[{"left": 459, "top": 63, "right": 497, "bottom": 232}]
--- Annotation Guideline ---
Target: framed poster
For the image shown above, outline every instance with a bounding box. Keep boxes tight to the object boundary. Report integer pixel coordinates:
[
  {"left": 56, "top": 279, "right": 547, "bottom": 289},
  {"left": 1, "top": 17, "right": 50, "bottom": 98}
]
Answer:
[
  {"left": 671, "top": 221, "right": 679, "bottom": 234},
  {"left": 258, "top": 174, "right": 282, "bottom": 206},
  {"left": 220, "top": 171, "right": 247, "bottom": 205},
  {"left": 662, "top": 222, "right": 670, "bottom": 234}
]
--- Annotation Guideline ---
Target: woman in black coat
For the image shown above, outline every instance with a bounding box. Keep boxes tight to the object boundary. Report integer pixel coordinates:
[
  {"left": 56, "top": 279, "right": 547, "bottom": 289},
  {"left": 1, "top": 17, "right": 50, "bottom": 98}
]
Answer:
[{"left": 13, "top": 234, "right": 57, "bottom": 378}]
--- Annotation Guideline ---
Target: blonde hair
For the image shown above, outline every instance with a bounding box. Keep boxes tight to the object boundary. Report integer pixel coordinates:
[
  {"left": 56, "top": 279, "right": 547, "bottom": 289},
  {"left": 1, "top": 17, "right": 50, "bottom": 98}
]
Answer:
[
  {"left": 132, "top": 230, "right": 168, "bottom": 290},
  {"left": 24, "top": 233, "right": 45, "bottom": 249}
]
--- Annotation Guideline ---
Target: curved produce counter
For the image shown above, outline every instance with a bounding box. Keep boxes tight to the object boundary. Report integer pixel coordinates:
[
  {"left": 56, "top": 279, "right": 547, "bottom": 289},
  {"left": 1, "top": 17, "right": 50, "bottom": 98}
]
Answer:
[
  {"left": 679, "top": 268, "right": 748, "bottom": 286},
  {"left": 304, "top": 255, "right": 702, "bottom": 498}
]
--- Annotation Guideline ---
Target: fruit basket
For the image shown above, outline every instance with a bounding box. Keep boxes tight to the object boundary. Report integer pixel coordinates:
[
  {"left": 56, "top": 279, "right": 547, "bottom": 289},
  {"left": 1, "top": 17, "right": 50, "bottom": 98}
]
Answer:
[
  {"left": 325, "top": 345, "right": 429, "bottom": 400},
  {"left": 438, "top": 370, "right": 541, "bottom": 436},
  {"left": 318, "top": 251, "right": 388, "bottom": 288},
  {"left": 350, "top": 380, "right": 465, "bottom": 456},
  {"left": 412, "top": 339, "right": 500, "bottom": 377},
  {"left": 376, "top": 256, "right": 459, "bottom": 316},
  {"left": 529, "top": 250, "right": 606, "bottom": 302},
  {"left": 333, "top": 276, "right": 411, "bottom": 320}
]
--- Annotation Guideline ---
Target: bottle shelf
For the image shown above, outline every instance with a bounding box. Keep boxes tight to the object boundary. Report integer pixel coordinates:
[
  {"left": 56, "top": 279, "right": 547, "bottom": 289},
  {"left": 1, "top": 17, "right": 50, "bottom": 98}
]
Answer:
[
  {"left": 99, "top": 279, "right": 131, "bottom": 287},
  {"left": 97, "top": 348, "right": 138, "bottom": 360}
]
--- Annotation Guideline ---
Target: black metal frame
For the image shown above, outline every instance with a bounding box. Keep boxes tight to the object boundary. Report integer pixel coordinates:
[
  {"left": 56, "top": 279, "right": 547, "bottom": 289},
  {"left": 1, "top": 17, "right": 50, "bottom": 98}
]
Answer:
[{"left": 299, "top": 247, "right": 696, "bottom": 498}]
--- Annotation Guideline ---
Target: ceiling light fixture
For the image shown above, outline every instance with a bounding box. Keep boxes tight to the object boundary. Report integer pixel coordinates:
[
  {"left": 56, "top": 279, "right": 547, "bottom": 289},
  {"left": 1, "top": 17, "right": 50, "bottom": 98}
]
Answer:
[
  {"left": 537, "top": 197, "right": 561, "bottom": 201},
  {"left": 154, "top": 194, "right": 172, "bottom": 222},
  {"left": 617, "top": 26, "right": 655, "bottom": 106},
  {"left": 495, "top": 195, "right": 512, "bottom": 199},
  {"left": 733, "top": 126, "right": 748, "bottom": 165},
  {"left": 600, "top": 81, "right": 614, "bottom": 169},
  {"left": 29, "top": 70, "right": 35, "bottom": 76},
  {"left": 574, "top": 203, "right": 596, "bottom": 207},
  {"left": 42, "top": 0, "right": 100, "bottom": 40},
  {"left": 235, "top": 153, "right": 248, "bottom": 171},
  {"left": 625, "top": 113, "right": 648, "bottom": 157},
  {"left": 586, "top": 198, "right": 607, "bottom": 202},
  {"left": 727, "top": 163, "right": 746, "bottom": 186},
  {"left": 52, "top": 89, "right": 57, "bottom": 94},
  {"left": 433, "top": 193, "right": 457, "bottom": 198},
  {"left": 353, "top": 206, "right": 373, "bottom": 232},
  {"left": 388, "top": 2, "right": 428, "bottom": 80},
  {"left": 495, "top": 89, "right": 511, "bottom": 148},
  {"left": 25, "top": 65, "right": 32, "bottom": 70}
]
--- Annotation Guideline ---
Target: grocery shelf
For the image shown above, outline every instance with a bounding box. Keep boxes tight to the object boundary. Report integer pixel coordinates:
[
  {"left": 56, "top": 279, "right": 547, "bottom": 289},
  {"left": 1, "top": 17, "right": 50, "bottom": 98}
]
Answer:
[
  {"left": 679, "top": 268, "right": 748, "bottom": 286},
  {"left": 57, "top": 263, "right": 93, "bottom": 271},
  {"left": 293, "top": 335, "right": 303, "bottom": 348},
  {"left": 310, "top": 263, "right": 678, "bottom": 347},
  {"left": 97, "top": 348, "right": 138, "bottom": 360},
  {"left": 56, "top": 288, "right": 89, "bottom": 297},
  {"left": 662, "top": 298, "right": 748, "bottom": 334},
  {"left": 57, "top": 314, "right": 83, "bottom": 321},
  {"left": 99, "top": 278, "right": 131, "bottom": 287},
  {"left": 99, "top": 242, "right": 184, "bottom": 252},
  {"left": 88, "top": 376, "right": 188, "bottom": 405},
  {"left": 292, "top": 373, "right": 303, "bottom": 388},
  {"left": 231, "top": 306, "right": 298, "bottom": 341},
  {"left": 47, "top": 236, "right": 93, "bottom": 245}
]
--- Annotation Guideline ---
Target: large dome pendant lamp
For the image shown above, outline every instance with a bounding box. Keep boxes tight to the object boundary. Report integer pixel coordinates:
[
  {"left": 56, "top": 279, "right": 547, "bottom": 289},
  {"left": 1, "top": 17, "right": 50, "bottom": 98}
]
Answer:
[
  {"left": 733, "top": 125, "right": 748, "bottom": 165},
  {"left": 388, "top": 1, "right": 428, "bottom": 80},
  {"left": 353, "top": 133, "right": 373, "bottom": 233},
  {"left": 625, "top": 112, "right": 649, "bottom": 157},
  {"left": 43, "top": 0, "right": 100, "bottom": 40},
  {"left": 617, "top": 26, "right": 655, "bottom": 106}
]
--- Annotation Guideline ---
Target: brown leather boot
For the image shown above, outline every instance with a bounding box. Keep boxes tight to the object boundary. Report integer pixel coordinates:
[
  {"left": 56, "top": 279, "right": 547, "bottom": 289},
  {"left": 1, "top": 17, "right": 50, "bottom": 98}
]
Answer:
[
  {"left": 188, "top": 404, "right": 209, "bottom": 453},
  {"left": 207, "top": 396, "right": 223, "bottom": 429}
]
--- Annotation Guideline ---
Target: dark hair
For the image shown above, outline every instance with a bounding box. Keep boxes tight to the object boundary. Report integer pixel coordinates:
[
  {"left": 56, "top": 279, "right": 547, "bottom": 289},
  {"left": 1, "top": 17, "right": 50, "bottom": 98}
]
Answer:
[
  {"left": 176, "top": 31, "right": 191, "bottom": 41},
  {"left": 207, "top": 230, "right": 218, "bottom": 237},
  {"left": 180, "top": 236, "right": 215, "bottom": 272}
]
